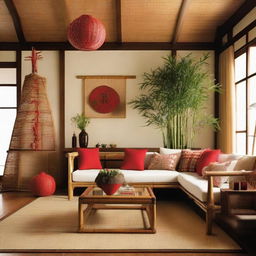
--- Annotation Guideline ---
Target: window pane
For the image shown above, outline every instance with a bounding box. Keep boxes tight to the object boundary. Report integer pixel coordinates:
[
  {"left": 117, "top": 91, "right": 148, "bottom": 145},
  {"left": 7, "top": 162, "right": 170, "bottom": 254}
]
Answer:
[
  {"left": 236, "top": 133, "right": 246, "bottom": 155},
  {"left": 248, "top": 76, "right": 256, "bottom": 135},
  {"left": 236, "top": 81, "right": 246, "bottom": 131},
  {"left": 235, "top": 53, "right": 246, "bottom": 82},
  {"left": 248, "top": 134, "right": 254, "bottom": 155},
  {"left": 249, "top": 47, "right": 256, "bottom": 75},
  {"left": 0, "top": 87, "right": 17, "bottom": 107},
  {"left": 0, "top": 109, "right": 16, "bottom": 175},
  {"left": 0, "top": 68, "right": 16, "bottom": 84}
]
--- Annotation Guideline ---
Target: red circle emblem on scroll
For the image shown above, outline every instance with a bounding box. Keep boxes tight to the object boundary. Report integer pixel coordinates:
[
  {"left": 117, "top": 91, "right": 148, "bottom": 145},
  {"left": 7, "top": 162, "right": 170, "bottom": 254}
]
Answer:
[{"left": 89, "top": 85, "right": 120, "bottom": 113}]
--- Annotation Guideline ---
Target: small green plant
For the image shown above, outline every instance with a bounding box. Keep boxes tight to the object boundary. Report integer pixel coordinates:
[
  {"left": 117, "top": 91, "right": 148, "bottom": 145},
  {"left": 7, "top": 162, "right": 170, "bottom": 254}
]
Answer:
[
  {"left": 71, "top": 113, "right": 90, "bottom": 130},
  {"left": 95, "top": 169, "right": 124, "bottom": 185}
]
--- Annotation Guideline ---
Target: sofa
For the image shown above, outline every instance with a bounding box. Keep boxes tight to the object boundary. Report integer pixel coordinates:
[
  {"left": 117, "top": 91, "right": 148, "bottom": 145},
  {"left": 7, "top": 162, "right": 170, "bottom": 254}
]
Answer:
[{"left": 66, "top": 148, "right": 255, "bottom": 235}]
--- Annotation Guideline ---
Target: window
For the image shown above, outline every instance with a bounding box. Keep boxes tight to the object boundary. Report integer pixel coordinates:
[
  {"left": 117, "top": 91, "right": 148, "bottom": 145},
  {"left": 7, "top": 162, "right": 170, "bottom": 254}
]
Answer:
[
  {"left": 234, "top": 46, "right": 256, "bottom": 154},
  {"left": 0, "top": 67, "right": 17, "bottom": 175}
]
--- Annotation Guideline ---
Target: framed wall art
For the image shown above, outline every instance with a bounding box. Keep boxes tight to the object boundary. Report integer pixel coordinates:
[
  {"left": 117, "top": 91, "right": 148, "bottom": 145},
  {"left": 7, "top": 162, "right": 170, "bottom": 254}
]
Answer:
[{"left": 77, "top": 75, "right": 136, "bottom": 118}]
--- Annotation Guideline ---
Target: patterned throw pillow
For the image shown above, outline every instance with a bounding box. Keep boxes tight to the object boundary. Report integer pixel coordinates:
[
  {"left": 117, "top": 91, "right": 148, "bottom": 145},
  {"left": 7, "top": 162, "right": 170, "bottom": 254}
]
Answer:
[
  {"left": 148, "top": 153, "right": 181, "bottom": 170},
  {"left": 178, "top": 149, "right": 205, "bottom": 172},
  {"left": 202, "top": 160, "right": 237, "bottom": 187}
]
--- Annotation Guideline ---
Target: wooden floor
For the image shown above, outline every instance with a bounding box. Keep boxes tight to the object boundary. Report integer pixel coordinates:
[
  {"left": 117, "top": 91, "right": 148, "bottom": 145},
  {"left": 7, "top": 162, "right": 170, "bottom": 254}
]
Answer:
[
  {"left": 0, "top": 192, "right": 35, "bottom": 221},
  {"left": 0, "top": 192, "right": 250, "bottom": 256}
]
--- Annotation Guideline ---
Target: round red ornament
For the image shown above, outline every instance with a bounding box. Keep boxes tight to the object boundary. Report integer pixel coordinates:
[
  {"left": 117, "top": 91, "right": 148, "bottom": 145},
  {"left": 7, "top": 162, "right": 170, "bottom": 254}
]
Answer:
[
  {"left": 67, "top": 15, "right": 106, "bottom": 50},
  {"left": 89, "top": 85, "right": 120, "bottom": 113},
  {"left": 31, "top": 172, "right": 56, "bottom": 196}
]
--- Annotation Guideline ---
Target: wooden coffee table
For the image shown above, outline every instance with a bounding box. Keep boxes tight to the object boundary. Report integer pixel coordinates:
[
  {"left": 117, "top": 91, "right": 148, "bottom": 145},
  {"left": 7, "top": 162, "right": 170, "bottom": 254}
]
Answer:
[{"left": 78, "top": 186, "right": 156, "bottom": 233}]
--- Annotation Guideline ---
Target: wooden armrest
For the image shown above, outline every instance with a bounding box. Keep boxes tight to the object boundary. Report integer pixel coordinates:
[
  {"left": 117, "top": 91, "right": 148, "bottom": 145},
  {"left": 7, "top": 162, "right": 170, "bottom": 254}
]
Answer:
[
  {"left": 66, "top": 152, "right": 79, "bottom": 158},
  {"left": 204, "top": 170, "right": 253, "bottom": 177}
]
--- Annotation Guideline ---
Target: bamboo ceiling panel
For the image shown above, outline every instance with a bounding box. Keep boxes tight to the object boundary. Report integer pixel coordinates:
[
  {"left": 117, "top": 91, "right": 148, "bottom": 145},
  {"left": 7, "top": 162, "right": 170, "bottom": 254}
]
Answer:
[
  {"left": 178, "top": 0, "right": 246, "bottom": 42},
  {"left": 13, "top": 0, "right": 67, "bottom": 41},
  {"left": 13, "top": 0, "right": 116, "bottom": 42},
  {"left": 121, "top": 0, "right": 182, "bottom": 42},
  {"left": 0, "top": 0, "right": 18, "bottom": 42}
]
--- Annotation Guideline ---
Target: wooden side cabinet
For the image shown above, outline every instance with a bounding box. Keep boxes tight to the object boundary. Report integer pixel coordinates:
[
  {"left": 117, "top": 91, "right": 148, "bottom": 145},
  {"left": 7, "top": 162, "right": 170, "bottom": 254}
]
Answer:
[
  {"left": 220, "top": 189, "right": 256, "bottom": 215},
  {"left": 218, "top": 189, "right": 256, "bottom": 236}
]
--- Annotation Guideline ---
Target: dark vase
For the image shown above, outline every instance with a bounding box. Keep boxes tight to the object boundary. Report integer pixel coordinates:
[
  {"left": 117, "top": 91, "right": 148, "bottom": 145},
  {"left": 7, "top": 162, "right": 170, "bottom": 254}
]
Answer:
[
  {"left": 79, "top": 129, "right": 88, "bottom": 148},
  {"left": 72, "top": 133, "right": 77, "bottom": 148}
]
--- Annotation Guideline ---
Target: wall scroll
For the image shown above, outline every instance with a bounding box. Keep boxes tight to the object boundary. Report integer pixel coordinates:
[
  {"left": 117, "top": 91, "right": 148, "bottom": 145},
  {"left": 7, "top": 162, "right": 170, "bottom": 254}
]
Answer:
[{"left": 77, "top": 75, "right": 136, "bottom": 118}]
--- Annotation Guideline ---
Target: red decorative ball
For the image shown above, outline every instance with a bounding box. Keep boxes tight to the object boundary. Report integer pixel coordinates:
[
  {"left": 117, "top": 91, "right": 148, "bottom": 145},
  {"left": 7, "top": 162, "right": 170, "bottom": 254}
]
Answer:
[
  {"left": 31, "top": 172, "right": 56, "bottom": 196},
  {"left": 67, "top": 15, "right": 106, "bottom": 50}
]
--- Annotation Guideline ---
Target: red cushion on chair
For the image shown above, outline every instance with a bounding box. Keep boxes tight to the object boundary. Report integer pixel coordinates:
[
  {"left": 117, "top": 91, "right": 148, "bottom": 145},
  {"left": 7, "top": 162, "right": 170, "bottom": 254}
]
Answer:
[
  {"left": 121, "top": 148, "right": 148, "bottom": 170},
  {"left": 196, "top": 149, "right": 221, "bottom": 176},
  {"left": 77, "top": 148, "right": 102, "bottom": 169}
]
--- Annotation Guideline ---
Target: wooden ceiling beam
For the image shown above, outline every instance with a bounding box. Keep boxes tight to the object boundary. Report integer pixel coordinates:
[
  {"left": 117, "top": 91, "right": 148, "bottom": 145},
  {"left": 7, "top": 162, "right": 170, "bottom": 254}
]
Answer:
[
  {"left": 0, "top": 42, "right": 216, "bottom": 51},
  {"left": 116, "top": 0, "right": 122, "bottom": 43},
  {"left": 172, "top": 0, "right": 191, "bottom": 44},
  {"left": 4, "top": 0, "right": 25, "bottom": 43}
]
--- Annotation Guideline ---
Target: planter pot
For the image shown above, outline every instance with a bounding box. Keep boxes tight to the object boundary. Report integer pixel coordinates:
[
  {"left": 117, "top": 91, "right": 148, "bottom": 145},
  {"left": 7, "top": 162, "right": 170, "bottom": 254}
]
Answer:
[{"left": 100, "top": 184, "right": 122, "bottom": 195}]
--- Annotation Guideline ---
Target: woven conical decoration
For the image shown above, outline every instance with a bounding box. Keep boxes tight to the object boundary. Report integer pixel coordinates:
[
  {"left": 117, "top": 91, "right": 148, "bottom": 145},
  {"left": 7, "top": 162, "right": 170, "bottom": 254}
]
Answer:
[
  {"left": 1, "top": 73, "right": 56, "bottom": 191},
  {"left": 9, "top": 73, "right": 55, "bottom": 150}
]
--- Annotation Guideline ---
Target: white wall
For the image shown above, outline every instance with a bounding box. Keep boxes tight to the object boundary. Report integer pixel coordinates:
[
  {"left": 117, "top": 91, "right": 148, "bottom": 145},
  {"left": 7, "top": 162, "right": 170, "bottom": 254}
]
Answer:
[{"left": 65, "top": 50, "right": 215, "bottom": 149}]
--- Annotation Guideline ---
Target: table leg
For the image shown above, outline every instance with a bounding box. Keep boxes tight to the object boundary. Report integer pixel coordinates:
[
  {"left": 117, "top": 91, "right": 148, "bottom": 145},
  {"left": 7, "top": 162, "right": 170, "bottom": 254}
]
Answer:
[
  {"left": 146, "top": 203, "right": 156, "bottom": 233},
  {"left": 150, "top": 203, "right": 156, "bottom": 232},
  {"left": 79, "top": 202, "right": 85, "bottom": 231}
]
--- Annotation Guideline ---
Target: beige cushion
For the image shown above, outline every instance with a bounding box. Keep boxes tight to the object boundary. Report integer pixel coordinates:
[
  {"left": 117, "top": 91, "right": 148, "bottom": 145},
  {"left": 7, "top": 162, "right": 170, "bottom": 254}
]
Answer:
[
  {"left": 202, "top": 160, "right": 237, "bottom": 187},
  {"left": 234, "top": 156, "right": 256, "bottom": 170},
  {"left": 177, "top": 172, "right": 228, "bottom": 203},
  {"left": 148, "top": 153, "right": 180, "bottom": 170},
  {"left": 144, "top": 152, "right": 157, "bottom": 169}
]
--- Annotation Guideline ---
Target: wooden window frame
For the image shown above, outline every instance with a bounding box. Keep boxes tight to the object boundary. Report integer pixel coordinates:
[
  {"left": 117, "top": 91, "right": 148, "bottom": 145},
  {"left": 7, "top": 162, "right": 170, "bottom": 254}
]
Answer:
[
  {"left": 0, "top": 59, "right": 19, "bottom": 176},
  {"left": 234, "top": 36, "right": 256, "bottom": 154}
]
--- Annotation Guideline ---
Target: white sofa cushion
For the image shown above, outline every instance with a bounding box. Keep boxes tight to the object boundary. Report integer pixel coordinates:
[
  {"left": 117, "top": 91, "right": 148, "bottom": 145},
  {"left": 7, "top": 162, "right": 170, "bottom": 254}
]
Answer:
[
  {"left": 177, "top": 172, "right": 228, "bottom": 203},
  {"left": 73, "top": 169, "right": 179, "bottom": 183}
]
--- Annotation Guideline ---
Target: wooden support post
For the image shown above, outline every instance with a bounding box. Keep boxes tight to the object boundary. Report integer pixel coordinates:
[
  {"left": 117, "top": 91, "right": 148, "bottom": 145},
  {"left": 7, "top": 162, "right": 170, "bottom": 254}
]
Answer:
[
  {"left": 67, "top": 154, "right": 74, "bottom": 200},
  {"left": 206, "top": 175, "right": 214, "bottom": 235}
]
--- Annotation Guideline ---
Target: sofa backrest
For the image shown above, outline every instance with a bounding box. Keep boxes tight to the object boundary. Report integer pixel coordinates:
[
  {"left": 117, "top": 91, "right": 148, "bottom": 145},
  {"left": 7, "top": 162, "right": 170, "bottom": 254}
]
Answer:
[{"left": 218, "top": 153, "right": 256, "bottom": 171}]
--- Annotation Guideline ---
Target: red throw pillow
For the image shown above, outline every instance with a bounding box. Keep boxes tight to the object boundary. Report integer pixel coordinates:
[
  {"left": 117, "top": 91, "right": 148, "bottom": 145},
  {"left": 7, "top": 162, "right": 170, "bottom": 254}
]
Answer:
[
  {"left": 77, "top": 148, "right": 102, "bottom": 170},
  {"left": 121, "top": 148, "right": 148, "bottom": 170},
  {"left": 196, "top": 149, "right": 221, "bottom": 176}
]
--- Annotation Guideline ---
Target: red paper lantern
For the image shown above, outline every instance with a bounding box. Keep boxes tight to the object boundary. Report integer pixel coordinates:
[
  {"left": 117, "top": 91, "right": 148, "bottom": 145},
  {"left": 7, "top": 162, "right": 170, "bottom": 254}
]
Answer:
[
  {"left": 67, "top": 15, "right": 106, "bottom": 50},
  {"left": 31, "top": 172, "right": 56, "bottom": 196}
]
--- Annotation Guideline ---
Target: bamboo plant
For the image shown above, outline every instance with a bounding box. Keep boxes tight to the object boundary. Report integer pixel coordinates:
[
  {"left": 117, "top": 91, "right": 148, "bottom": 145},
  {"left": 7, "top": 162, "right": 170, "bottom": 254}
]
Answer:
[{"left": 129, "top": 54, "right": 220, "bottom": 149}]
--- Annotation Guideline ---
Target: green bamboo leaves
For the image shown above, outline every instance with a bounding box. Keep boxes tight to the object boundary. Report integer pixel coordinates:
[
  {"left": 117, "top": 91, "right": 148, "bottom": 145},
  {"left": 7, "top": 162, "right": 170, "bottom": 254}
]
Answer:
[
  {"left": 129, "top": 54, "right": 220, "bottom": 149},
  {"left": 71, "top": 113, "right": 90, "bottom": 131}
]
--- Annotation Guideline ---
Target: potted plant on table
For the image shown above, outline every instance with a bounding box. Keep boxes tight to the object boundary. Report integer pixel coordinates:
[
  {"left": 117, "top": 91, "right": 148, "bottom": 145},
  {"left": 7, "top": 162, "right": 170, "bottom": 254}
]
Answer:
[
  {"left": 129, "top": 54, "right": 220, "bottom": 149},
  {"left": 71, "top": 113, "right": 90, "bottom": 148},
  {"left": 95, "top": 169, "right": 125, "bottom": 195}
]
